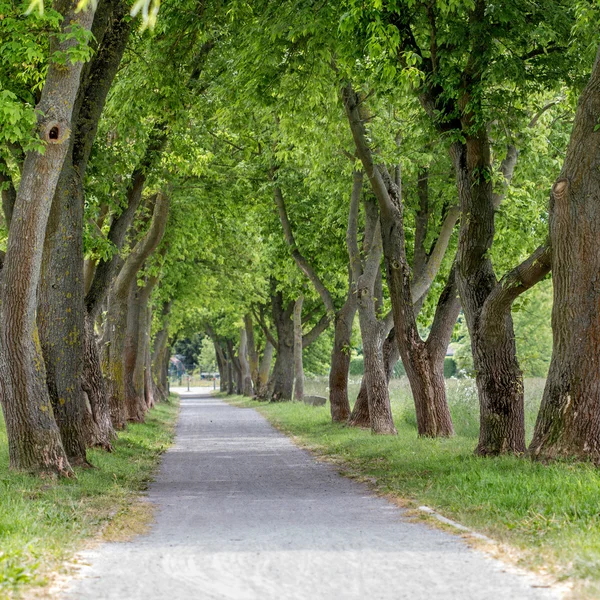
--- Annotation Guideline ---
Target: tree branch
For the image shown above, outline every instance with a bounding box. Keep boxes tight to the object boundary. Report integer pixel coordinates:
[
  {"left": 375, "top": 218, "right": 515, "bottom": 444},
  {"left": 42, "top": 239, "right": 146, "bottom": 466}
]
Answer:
[
  {"left": 492, "top": 144, "right": 519, "bottom": 209},
  {"left": 346, "top": 170, "right": 363, "bottom": 283},
  {"left": 411, "top": 205, "right": 460, "bottom": 301},
  {"left": 252, "top": 305, "right": 277, "bottom": 348},
  {"left": 480, "top": 245, "right": 551, "bottom": 340},
  {"left": 302, "top": 312, "right": 330, "bottom": 348},
  {"left": 111, "top": 190, "right": 171, "bottom": 303},
  {"left": 273, "top": 184, "right": 336, "bottom": 315}
]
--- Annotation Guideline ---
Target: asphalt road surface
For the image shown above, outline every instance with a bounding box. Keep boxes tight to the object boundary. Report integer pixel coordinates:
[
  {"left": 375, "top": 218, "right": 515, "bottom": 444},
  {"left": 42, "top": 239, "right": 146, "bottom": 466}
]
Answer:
[{"left": 63, "top": 389, "right": 559, "bottom": 600}]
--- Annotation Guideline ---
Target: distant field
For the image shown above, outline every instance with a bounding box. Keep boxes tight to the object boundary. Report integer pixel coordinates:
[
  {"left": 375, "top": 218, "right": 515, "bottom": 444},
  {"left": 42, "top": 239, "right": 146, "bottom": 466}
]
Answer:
[{"left": 304, "top": 376, "right": 546, "bottom": 442}]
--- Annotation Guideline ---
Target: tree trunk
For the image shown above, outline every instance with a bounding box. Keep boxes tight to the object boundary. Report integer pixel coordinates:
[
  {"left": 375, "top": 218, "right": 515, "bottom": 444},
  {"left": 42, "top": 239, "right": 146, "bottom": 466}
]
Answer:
[
  {"left": 38, "top": 0, "right": 131, "bottom": 462},
  {"left": 293, "top": 296, "right": 304, "bottom": 401},
  {"left": 343, "top": 84, "right": 456, "bottom": 440},
  {"left": 244, "top": 314, "right": 259, "bottom": 392},
  {"left": 143, "top": 306, "right": 155, "bottom": 409},
  {"left": 0, "top": 0, "right": 96, "bottom": 475},
  {"left": 124, "top": 276, "right": 158, "bottom": 422},
  {"left": 101, "top": 192, "right": 170, "bottom": 428},
  {"left": 227, "top": 359, "right": 234, "bottom": 395},
  {"left": 346, "top": 171, "right": 396, "bottom": 435},
  {"left": 151, "top": 301, "right": 171, "bottom": 402},
  {"left": 529, "top": 49, "right": 600, "bottom": 461},
  {"left": 256, "top": 340, "right": 274, "bottom": 398},
  {"left": 38, "top": 168, "right": 89, "bottom": 465},
  {"left": 329, "top": 288, "right": 356, "bottom": 422},
  {"left": 360, "top": 319, "right": 397, "bottom": 435},
  {"left": 214, "top": 340, "right": 226, "bottom": 392},
  {"left": 451, "top": 139, "right": 526, "bottom": 454},
  {"left": 239, "top": 327, "right": 253, "bottom": 396},
  {"left": 268, "top": 343, "right": 294, "bottom": 402},
  {"left": 349, "top": 328, "right": 398, "bottom": 428},
  {"left": 268, "top": 293, "right": 295, "bottom": 402},
  {"left": 82, "top": 314, "right": 114, "bottom": 449},
  {"left": 404, "top": 271, "right": 459, "bottom": 437}
]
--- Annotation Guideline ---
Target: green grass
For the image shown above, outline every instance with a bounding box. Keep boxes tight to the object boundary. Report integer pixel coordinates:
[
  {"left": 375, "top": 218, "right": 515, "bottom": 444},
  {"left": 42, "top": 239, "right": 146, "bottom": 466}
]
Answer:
[
  {"left": 0, "top": 396, "right": 179, "bottom": 599},
  {"left": 227, "top": 379, "right": 600, "bottom": 599}
]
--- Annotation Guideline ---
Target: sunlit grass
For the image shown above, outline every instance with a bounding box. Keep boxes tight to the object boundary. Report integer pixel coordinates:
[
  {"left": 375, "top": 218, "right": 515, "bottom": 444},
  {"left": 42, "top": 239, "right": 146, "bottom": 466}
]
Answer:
[
  {"left": 228, "top": 379, "right": 600, "bottom": 598},
  {"left": 0, "top": 396, "right": 179, "bottom": 598}
]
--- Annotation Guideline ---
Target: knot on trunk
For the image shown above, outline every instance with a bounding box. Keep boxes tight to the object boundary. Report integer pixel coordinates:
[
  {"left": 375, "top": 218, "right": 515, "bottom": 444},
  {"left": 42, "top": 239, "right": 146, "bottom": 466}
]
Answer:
[
  {"left": 552, "top": 178, "right": 569, "bottom": 203},
  {"left": 42, "top": 120, "right": 70, "bottom": 145}
]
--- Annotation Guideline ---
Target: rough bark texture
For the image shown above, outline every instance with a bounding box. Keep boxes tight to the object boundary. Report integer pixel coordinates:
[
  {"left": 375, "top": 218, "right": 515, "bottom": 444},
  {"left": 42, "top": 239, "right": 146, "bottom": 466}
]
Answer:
[
  {"left": 406, "top": 270, "right": 458, "bottom": 437},
  {"left": 343, "top": 83, "right": 456, "bottom": 438},
  {"left": 349, "top": 328, "right": 399, "bottom": 428},
  {"left": 227, "top": 340, "right": 243, "bottom": 395},
  {"left": 244, "top": 314, "right": 259, "bottom": 392},
  {"left": 143, "top": 316, "right": 155, "bottom": 410},
  {"left": 38, "top": 0, "right": 132, "bottom": 463},
  {"left": 529, "top": 49, "right": 600, "bottom": 461},
  {"left": 451, "top": 136, "right": 525, "bottom": 454},
  {"left": 293, "top": 296, "right": 304, "bottom": 401},
  {"left": 151, "top": 301, "right": 172, "bottom": 402},
  {"left": 124, "top": 276, "right": 158, "bottom": 422},
  {"left": 329, "top": 286, "right": 356, "bottom": 422},
  {"left": 38, "top": 169, "right": 89, "bottom": 464},
  {"left": 268, "top": 292, "right": 295, "bottom": 401},
  {"left": 226, "top": 357, "right": 235, "bottom": 395},
  {"left": 257, "top": 340, "right": 274, "bottom": 398},
  {"left": 213, "top": 338, "right": 227, "bottom": 392},
  {"left": 0, "top": 0, "right": 96, "bottom": 475},
  {"left": 346, "top": 171, "right": 396, "bottom": 435},
  {"left": 238, "top": 327, "right": 253, "bottom": 396},
  {"left": 101, "top": 192, "right": 170, "bottom": 428},
  {"left": 82, "top": 314, "right": 114, "bottom": 449}
]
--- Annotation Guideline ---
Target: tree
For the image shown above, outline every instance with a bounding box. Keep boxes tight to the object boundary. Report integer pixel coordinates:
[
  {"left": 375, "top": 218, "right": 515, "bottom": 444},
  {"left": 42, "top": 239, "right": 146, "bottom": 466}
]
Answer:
[
  {"left": 529, "top": 46, "right": 600, "bottom": 461},
  {"left": 347, "top": 170, "right": 397, "bottom": 434},
  {"left": 0, "top": 0, "right": 96, "bottom": 474},
  {"left": 341, "top": 0, "right": 573, "bottom": 453}
]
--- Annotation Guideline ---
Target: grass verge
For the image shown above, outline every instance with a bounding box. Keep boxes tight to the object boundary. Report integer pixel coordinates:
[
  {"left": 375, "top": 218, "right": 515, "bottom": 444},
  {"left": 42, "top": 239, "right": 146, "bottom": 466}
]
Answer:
[
  {"left": 0, "top": 395, "right": 179, "bottom": 599},
  {"left": 224, "top": 393, "right": 600, "bottom": 599}
]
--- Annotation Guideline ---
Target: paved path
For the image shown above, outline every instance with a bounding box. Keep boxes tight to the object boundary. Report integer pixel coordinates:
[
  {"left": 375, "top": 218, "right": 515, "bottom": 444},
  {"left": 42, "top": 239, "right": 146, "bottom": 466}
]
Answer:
[{"left": 64, "top": 390, "right": 559, "bottom": 599}]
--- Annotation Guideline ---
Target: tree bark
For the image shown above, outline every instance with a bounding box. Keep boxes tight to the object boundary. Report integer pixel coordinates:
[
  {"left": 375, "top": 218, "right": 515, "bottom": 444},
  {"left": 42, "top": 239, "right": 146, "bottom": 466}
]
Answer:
[
  {"left": 451, "top": 137, "right": 525, "bottom": 454},
  {"left": 343, "top": 83, "right": 456, "bottom": 438},
  {"left": 213, "top": 338, "right": 226, "bottom": 392},
  {"left": 124, "top": 275, "right": 158, "bottom": 422},
  {"left": 349, "top": 327, "right": 399, "bottom": 427},
  {"left": 267, "top": 292, "right": 295, "bottom": 401},
  {"left": 329, "top": 285, "right": 356, "bottom": 422},
  {"left": 151, "top": 301, "right": 171, "bottom": 402},
  {"left": 529, "top": 48, "right": 600, "bottom": 461},
  {"left": 346, "top": 170, "right": 396, "bottom": 435},
  {"left": 257, "top": 340, "right": 274, "bottom": 398},
  {"left": 143, "top": 311, "right": 155, "bottom": 410},
  {"left": 38, "top": 0, "right": 132, "bottom": 462},
  {"left": 226, "top": 358, "right": 235, "bottom": 395},
  {"left": 238, "top": 327, "right": 253, "bottom": 396},
  {"left": 244, "top": 314, "right": 259, "bottom": 392},
  {"left": 0, "top": 0, "right": 96, "bottom": 475},
  {"left": 101, "top": 192, "right": 170, "bottom": 428},
  {"left": 82, "top": 314, "right": 114, "bottom": 449},
  {"left": 293, "top": 296, "right": 305, "bottom": 401},
  {"left": 226, "top": 339, "right": 243, "bottom": 395}
]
